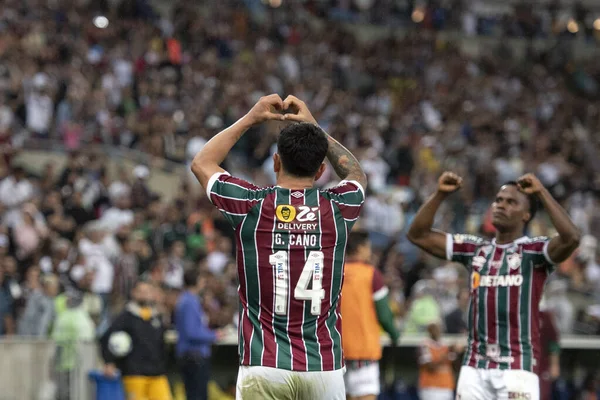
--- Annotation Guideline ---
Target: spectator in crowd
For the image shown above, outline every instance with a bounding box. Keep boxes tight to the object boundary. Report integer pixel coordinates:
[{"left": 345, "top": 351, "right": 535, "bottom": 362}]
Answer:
[
  {"left": 0, "top": 166, "right": 34, "bottom": 228},
  {"left": 546, "top": 279, "right": 576, "bottom": 334},
  {"left": 404, "top": 280, "right": 442, "bottom": 334},
  {"left": 418, "top": 321, "right": 463, "bottom": 400},
  {"left": 51, "top": 291, "right": 96, "bottom": 400},
  {"left": 101, "top": 279, "right": 173, "bottom": 400},
  {"left": 0, "top": 264, "right": 14, "bottom": 335},
  {"left": 175, "top": 268, "right": 221, "bottom": 400},
  {"left": 0, "top": 0, "right": 597, "bottom": 397},
  {"left": 17, "top": 274, "right": 59, "bottom": 336},
  {"left": 444, "top": 288, "right": 470, "bottom": 334},
  {"left": 539, "top": 299, "right": 561, "bottom": 400}
]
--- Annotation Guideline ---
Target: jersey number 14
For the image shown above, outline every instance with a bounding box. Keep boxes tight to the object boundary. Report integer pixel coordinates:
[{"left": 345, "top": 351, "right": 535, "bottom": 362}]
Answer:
[{"left": 269, "top": 250, "right": 325, "bottom": 316}]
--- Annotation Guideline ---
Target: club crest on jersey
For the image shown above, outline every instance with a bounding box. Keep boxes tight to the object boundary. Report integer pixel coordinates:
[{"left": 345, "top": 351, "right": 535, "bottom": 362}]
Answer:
[
  {"left": 507, "top": 253, "right": 522, "bottom": 270},
  {"left": 472, "top": 256, "right": 486, "bottom": 270}
]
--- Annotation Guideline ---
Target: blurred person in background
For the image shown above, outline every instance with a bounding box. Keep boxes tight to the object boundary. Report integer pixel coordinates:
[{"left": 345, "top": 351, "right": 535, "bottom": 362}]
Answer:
[
  {"left": 579, "top": 372, "right": 600, "bottom": 400},
  {"left": 0, "top": 165, "right": 34, "bottom": 227},
  {"left": 24, "top": 73, "right": 54, "bottom": 138},
  {"left": 0, "top": 264, "right": 15, "bottom": 335},
  {"left": 403, "top": 280, "right": 442, "bottom": 334},
  {"left": 17, "top": 274, "right": 59, "bottom": 336},
  {"left": 341, "top": 230, "right": 400, "bottom": 400},
  {"left": 418, "top": 321, "right": 463, "bottom": 400},
  {"left": 51, "top": 291, "right": 96, "bottom": 400},
  {"left": 408, "top": 172, "right": 580, "bottom": 399},
  {"left": 13, "top": 203, "right": 48, "bottom": 263},
  {"left": 175, "top": 268, "right": 221, "bottom": 400},
  {"left": 101, "top": 279, "right": 173, "bottom": 400},
  {"left": 78, "top": 221, "right": 115, "bottom": 332},
  {"left": 444, "top": 288, "right": 470, "bottom": 334},
  {"left": 545, "top": 279, "right": 575, "bottom": 334},
  {"left": 538, "top": 298, "right": 561, "bottom": 400}
]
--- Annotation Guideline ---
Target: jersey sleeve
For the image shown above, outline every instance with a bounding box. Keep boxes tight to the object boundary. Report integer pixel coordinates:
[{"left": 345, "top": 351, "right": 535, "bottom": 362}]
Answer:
[
  {"left": 321, "top": 180, "right": 365, "bottom": 230},
  {"left": 446, "top": 233, "right": 485, "bottom": 267},
  {"left": 371, "top": 268, "right": 389, "bottom": 301},
  {"left": 206, "top": 172, "right": 270, "bottom": 228},
  {"left": 524, "top": 236, "right": 556, "bottom": 273}
]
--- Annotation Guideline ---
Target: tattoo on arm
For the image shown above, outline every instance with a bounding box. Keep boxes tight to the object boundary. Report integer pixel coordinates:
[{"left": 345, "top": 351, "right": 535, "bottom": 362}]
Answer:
[{"left": 326, "top": 135, "right": 367, "bottom": 189}]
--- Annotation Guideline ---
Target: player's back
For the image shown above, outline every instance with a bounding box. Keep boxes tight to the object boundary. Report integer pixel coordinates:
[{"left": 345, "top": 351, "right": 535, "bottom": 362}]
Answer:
[{"left": 207, "top": 172, "right": 364, "bottom": 372}]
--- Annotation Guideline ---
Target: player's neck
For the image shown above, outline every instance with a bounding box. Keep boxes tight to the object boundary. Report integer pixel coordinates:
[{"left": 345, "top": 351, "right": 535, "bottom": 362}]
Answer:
[
  {"left": 494, "top": 230, "right": 524, "bottom": 245},
  {"left": 276, "top": 175, "right": 315, "bottom": 190}
]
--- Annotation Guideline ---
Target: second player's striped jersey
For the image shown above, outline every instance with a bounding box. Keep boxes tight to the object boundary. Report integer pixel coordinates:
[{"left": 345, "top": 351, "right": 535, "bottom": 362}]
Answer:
[
  {"left": 446, "top": 234, "right": 556, "bottom": 374},
  {"left": 207, "top": 171, "right": 365, "bottom": 372}
]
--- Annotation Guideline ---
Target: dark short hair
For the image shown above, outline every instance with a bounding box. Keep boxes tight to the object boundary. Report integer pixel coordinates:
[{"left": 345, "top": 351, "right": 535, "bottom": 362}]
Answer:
[
  {"left": 277, "top": 123, "right": 329, "bottom": 178},
  {"left": 501, "top": 181, "right": 539, "bottom": 222},
  {"left": 346, "top": 230, "right": 370, "bottom": 256},
  {"left": 183, "top": 268, "right": 200, "bottom": 288}
]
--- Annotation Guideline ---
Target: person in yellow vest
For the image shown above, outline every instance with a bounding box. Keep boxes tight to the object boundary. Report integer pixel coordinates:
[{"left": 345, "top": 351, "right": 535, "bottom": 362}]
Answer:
[
  {"left": 418, "top": 321, "right": 463, "bottom": 400},
  {"left": 341, "top": 231, "right": 400, "bottom": 400}
]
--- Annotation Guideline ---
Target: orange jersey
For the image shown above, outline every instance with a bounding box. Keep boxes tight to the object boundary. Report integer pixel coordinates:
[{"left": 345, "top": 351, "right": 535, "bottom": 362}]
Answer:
[
  {"left": 418, "top": 339, "right": 455, "bottom": 390},
  {"left": 341, "top": 262, "right": 388, "bottom": 361}
]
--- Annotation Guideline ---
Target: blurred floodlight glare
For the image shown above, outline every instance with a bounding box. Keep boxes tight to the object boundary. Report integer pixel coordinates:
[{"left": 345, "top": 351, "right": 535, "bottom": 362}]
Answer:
[
  {"left": 567, "top": 19, "right": 579, "bottom": 33},
  {"left": 269, "top": 0, "right": 282, "bottom": 8},
  {"left": 594, "top": 18, "right": 600, "bottom": 31},
  {"left": 93, "top": 16, "right": 109, "bottom": 29},
  {"left": 412, "top": 9, "right": 425, "bottom": 23}
]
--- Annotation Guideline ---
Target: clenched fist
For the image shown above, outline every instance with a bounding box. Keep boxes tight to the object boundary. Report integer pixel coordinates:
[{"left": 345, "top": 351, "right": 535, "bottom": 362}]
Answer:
[
  {"left": 437, "top": 172, "right": 463, "bottom": 193},
  {"left": 516, "top": 173, "right": 544, "bottom": 195}
]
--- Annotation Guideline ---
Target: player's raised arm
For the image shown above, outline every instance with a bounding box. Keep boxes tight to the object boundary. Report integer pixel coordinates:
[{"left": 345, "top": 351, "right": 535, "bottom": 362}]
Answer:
[
  {"left": 191, "top": 94, "right": 285, "bottom": 190},
  {"left": 282, "top": 95, "right": 367, "bottom": 191},
  {"left": 407, "top": 172, "right": 463, "bottom": 259},
  {"left": 517, "top": 173, "right": 581, "bottom": 263}
]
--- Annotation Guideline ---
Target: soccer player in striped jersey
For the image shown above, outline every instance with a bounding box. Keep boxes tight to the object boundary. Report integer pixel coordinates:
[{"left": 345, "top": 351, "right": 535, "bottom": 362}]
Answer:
[
  {"left": 407, "top": 171, "right": 580, "bottom": 400},
  {"left": 191, "top": 94, "right": 367, "bottom": 400}
]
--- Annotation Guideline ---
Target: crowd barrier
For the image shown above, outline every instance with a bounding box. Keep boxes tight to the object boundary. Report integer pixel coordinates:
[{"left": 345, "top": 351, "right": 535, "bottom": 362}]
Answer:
[{"left": 1, "top": 334, "right": 599, "bottom": 400}]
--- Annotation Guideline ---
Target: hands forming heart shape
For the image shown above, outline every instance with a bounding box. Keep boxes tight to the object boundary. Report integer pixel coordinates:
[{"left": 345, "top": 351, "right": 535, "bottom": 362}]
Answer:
[{"left": 247, "top": 94, "right": 318, "bottom": 125}]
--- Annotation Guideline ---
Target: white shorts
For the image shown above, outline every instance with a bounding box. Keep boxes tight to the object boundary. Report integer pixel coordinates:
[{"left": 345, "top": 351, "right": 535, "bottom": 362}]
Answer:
[
  {"left": 344, "top": 363, "right": 380, "bottom": 397},
  {"left": 236, "top": 365, "right": 346, "bottom": 400},
  {"left": 456, "top": 366, "right": 539, "bottom": 400},
  {"left": 419, "top": 388, "right": 454, "bottom": 400}
]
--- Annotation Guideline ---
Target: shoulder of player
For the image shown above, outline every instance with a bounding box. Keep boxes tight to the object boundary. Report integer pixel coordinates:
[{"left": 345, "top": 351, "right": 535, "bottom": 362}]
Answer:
[
  {"left": 344, "top": 261, "right": 376, "bottom": 277},
  {"left": 519, "top": 236, "right": 550, "bottom": 243},
  {"left": 451, "top": 233, "right": 489, "bottom": 246},
  {"left": 319, "top": 180, "right": 364, "bottom": 197},
  {"left": 518, "top": 236, "right": 551, "bottom": 249},
  {"left": 345, "top": 261, "right": 373, "bottom": 268},
  {"left": 215, "top": 173, "right": 273, "bottom": 192}
]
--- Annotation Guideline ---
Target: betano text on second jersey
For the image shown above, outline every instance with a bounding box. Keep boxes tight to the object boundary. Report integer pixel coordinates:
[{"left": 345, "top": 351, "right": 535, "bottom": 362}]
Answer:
[
  {"left": 446, "top": 233, "right": 555, "bottom": 374},
  {"left": 207, "top": 172, "right": 364, "bottom": 372}
]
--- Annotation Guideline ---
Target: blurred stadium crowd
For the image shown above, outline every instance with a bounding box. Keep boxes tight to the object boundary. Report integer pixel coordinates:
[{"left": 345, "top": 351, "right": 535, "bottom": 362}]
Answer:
[{"left": 1, "top": 0, "right": 600, "bottom": 368}]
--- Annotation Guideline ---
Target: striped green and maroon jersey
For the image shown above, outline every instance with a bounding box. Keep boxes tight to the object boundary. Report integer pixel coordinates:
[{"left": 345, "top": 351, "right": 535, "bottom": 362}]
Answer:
[
  {"left": 207, "top": 171, "right": 365, "bottom": 372},
  {"left": 445, "top": 234, "right": 556, "bottom": 374}
]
